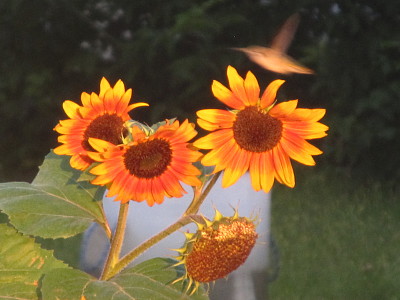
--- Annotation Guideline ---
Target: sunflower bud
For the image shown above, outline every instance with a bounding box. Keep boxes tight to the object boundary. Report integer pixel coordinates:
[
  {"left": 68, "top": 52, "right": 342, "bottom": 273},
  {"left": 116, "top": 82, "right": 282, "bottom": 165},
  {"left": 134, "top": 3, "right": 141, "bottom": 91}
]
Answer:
[{"left": 174, "top": 209, "right": 258, "bottom": 294}]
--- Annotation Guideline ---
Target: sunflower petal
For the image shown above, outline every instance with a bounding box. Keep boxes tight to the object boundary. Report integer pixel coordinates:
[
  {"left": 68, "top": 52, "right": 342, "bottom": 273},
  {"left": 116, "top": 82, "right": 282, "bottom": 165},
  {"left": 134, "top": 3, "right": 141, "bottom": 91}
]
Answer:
[
  {"left": 269, "top": 100, "right": 298, "bottom": 117},
  {"left": 227, "top": 65, "right": 250, "bottom": 106},
  {"left": 63, "top": 101, "right": 81, "bottom": 119},
  {"left": 244, "top": 71, "right": 260, "bottom": 106},
  {"left": 260, "top": 79, "right": 285, "bottom": 108},
  {"left": 212, "top": 80, "right": 244, "bottom": 110},
  {"left": 259, "top": 151, "right": 275, "bottom": 193},
  {"left": 221, "top": 148, "right": 251, "bottom": 188},
  {"left": 193, "top": 129, "right": 233, "bottom": 149},
  {"left": 99, "top": 77, "right": 111, "bottom": 98},
  {"left": 196, "top": 109, "right": 235, "bottom": 125},
  {"left": 272, "top": 144, "right": 295, "bottom": 188}
]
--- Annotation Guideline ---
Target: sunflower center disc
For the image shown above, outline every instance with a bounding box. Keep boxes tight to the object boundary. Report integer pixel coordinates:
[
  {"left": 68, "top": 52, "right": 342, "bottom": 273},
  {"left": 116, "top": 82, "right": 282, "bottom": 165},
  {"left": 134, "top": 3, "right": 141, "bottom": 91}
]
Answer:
[
  {"left": 123, "top": 138, "right": 172, "bottom": 178},
  {"left": 233, "top": 106, "right": 282, "bottom": 152},
  {"left": 82, "top": 114, "right": 124, "bottom": 151}
]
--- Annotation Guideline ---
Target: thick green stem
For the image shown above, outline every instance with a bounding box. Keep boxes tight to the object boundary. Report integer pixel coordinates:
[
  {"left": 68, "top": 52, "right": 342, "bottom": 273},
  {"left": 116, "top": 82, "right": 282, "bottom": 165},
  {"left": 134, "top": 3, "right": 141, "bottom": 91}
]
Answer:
[
  {"left": 100, "top": 201, "right": 129, "bottom": 280},
  {"left": 104, "top": 214, "right": 203, "bottom": 280}
]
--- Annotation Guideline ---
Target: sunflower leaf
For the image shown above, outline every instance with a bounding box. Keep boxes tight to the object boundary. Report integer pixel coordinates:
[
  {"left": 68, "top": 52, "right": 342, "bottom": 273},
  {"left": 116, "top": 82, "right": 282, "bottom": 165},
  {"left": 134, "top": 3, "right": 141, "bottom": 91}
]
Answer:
[
  {"left": 0, "top": 151, "right": 107, "bottom": 238},
  {"left": 0, "top": 223, "right": 69, "bottom": 299},
  {"left": 42, "top": 258, "right": 209, "bottom": 300}
]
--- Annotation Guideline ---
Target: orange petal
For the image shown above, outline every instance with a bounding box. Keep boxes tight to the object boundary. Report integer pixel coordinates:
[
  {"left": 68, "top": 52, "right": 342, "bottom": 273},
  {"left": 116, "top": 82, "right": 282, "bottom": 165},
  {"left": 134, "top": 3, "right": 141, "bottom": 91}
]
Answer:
[
  {"left": 248, "top": 152, "right": 261, "bottom": 191},
  {"left": 196, "top": 109, "right": 235, "bottom": 125},
  {"left": 221, "top": 148, "right": 251, "bottom": 187},
  {"left": 103, "top": 88, "right": 116, "bottom": 113},
  {"left": 260, "top": 79, "right": 285, "bottom": 108},
  {"left": 193, "top": 130, "right": 233, "bottom": 149},
  {"left": 258, "top": 151, "right": 275, "bottom": 193},
  {"left": 126, "top": 101, "right": 149, "bottom": 114},
  {"left": 70, "top": 154, "right": 92, "bottom": 171},
  {"left": 280, "top": 136, "right": 316, "bottom": 166},
  {"left": 197, "top": 119, "right": 222, "bottom": 131},
  {"left": 211, "top": 80, "right": 244, "bottom": 110},
  {"left": 227, "top": 66, "right": 250, "bottom": 106},
  {"left": 272, "top": 144, "right": 295, "bottom": 188},
  {"left": 269, "top": 100, "right": 298, "bottom": 117},
  {"left": 244, "top": 71, "right": 260, "bottom": 106},
  {"left": 283, "top": 121, "right": 329, "bottom": 139},
  {"left": 289, "top": 108, "right": 326, "bottom": 122},
  {"left": 200, "top": 139, "right": 236, "bottom": 166}
]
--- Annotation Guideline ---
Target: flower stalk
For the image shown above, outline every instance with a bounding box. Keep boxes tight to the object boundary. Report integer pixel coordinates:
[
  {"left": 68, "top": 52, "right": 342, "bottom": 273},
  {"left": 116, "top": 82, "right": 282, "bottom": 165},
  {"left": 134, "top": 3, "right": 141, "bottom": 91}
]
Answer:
[
  {"left": 100, "top": 201, "right": 130, "bottom": 280},
  {"left": 185, "top": 172, "right": 221, "bottom": 216},
  {"left": 104, "top": 214, "right": 204, "bottom": 280}
]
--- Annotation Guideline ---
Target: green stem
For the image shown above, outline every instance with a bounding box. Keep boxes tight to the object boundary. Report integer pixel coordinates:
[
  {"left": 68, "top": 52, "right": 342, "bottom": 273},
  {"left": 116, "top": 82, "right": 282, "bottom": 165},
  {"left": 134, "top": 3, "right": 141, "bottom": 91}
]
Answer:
[
  {"left": 100, "top": 201, "right": 129, "bottom": 280},
  {"left": 185, "top": 172, "right": 221, "bottom": 215},
  {"left": 102, "top": 172, "right": 221, "bottom": 280},
  {"left": 104, "top": 214, "right": 203, "bottom": 280}
]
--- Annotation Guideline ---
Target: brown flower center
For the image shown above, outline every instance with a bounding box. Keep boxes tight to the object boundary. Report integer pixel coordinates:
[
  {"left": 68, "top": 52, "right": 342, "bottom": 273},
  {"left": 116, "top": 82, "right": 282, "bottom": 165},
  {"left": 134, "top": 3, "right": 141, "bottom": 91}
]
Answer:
[
  {"left": 186, "top": 219, "right": 258, "bottom": 283},
  {"left": 123, "top": 138, "right": 172, "bottom": 178},
  {"left": 233, "top": 106, "right": 282, "bottom": 152},
  {"left": 82, "top": 114, "right": 125, "bottom": 151}
]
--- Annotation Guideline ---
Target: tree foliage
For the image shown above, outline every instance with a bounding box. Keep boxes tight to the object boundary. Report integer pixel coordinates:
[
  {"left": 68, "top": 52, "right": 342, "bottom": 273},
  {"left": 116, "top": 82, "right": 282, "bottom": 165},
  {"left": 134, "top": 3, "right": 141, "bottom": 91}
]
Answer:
[{"left": 0, "top": 0, "right": 399, "bottom": 182}]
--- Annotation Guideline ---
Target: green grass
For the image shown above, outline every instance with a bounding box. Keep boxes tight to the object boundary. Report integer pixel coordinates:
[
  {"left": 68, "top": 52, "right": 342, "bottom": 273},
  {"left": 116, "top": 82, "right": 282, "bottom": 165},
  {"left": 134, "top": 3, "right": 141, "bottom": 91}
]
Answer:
[{"left": 269, "top": 167, "right": 400, "bottom": 299}]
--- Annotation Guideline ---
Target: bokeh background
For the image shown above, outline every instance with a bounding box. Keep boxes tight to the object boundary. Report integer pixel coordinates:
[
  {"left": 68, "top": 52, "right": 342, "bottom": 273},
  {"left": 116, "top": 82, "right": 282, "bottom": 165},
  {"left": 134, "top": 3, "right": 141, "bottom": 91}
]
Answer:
[{"left": 1, "top": 0, "right": 399, "bottom": 298}]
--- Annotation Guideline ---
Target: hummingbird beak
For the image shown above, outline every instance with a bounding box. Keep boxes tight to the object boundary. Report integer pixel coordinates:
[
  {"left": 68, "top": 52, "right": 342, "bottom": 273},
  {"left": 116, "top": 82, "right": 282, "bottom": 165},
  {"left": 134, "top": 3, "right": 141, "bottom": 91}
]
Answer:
[{"left": 230, "top": 47, "right": 252, "bottom": 54}]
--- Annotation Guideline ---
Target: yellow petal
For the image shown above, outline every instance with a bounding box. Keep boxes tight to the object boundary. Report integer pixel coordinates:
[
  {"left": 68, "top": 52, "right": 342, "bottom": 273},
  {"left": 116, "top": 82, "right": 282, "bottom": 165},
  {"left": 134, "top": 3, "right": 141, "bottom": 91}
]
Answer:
[
  {"left": 63, "top": 101, "right": 81, "bottom": 119},
  {"left": 197, "top": 109, "right": 235, "bottom": 124},
  {"left": 100, "top": 77, "right": 111, "bottom": 98},
  {"left": 193, "top": 130, "right": 233, "bottom": 149},
  {"left": 88, "top": 137, "right": 115, "bottom": 152},
  {"left": 113, "top": 79, "right": 126, "bottom": 100}
]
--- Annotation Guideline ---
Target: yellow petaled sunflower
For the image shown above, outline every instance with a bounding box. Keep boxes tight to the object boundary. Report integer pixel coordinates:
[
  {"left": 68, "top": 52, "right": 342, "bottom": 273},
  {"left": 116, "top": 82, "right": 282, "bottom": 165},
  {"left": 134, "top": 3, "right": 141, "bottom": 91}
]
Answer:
[
  {"left": 173, "top": 209, "right": 258, "bottom": 294},
  {"left": 87, "top": 119, "right": 202, "bottom": 206},
  {"left": 193, "top": 65, "right": 328, "bottom": 193},
  {"left": 54, "top": 77, "right": 148, "bottom": 170}
]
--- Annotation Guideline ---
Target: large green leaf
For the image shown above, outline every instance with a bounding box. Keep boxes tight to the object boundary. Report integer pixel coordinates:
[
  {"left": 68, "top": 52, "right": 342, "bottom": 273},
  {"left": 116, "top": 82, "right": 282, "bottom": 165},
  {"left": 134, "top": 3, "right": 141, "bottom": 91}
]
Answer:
[
  {"left": 0, "top": 152, "right": 107, "bottom": 238},
  {"left": 42, "top": 258, "right": 209, "bottom": 300},
  {"left": 0, "top": 223, "right": 69, "bottom": 299}
]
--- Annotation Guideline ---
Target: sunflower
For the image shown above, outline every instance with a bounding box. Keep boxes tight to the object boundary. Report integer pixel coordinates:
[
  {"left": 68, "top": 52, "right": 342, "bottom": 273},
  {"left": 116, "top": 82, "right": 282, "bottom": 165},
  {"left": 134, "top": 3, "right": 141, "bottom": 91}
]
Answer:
[
  {"left": 173, "top": 209, "right": 258, "bottom": 294},
  {"left": 193, "top": 65, "right": 328, "bottom": 193},
  {"left": 54, "top": 78, "right": 148, "bottom": 170},
  {"left": 87, "top": 119, "right": 202, "bottom": 206}
]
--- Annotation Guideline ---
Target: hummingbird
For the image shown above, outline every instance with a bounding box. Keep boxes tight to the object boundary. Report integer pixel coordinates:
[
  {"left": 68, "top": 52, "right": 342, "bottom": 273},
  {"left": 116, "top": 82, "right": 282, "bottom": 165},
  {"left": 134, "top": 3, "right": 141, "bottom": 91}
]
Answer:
[{"left": 231, "top": 13, "right": 314, "bottom": 75}]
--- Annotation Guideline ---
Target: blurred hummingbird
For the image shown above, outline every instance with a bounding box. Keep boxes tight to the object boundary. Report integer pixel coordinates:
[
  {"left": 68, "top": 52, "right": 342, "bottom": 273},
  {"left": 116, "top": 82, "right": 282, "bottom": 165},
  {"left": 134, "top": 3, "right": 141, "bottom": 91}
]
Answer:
[{"left": 231, "top": 13, "right": 314, "bottom": 75}]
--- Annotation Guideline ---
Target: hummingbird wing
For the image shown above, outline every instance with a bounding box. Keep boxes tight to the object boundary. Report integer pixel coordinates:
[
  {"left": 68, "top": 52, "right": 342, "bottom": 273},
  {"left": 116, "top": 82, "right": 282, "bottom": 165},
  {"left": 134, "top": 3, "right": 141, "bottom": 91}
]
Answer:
[{"left": 270, "top": 13, "right": 300, "bottom": 53}]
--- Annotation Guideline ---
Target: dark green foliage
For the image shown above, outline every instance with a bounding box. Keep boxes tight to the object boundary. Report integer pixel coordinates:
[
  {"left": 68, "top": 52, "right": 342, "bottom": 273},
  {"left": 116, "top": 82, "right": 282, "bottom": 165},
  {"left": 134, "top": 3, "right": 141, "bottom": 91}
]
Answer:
[{"left": 0, "top": 0, "right": 399, "bottom": 182}]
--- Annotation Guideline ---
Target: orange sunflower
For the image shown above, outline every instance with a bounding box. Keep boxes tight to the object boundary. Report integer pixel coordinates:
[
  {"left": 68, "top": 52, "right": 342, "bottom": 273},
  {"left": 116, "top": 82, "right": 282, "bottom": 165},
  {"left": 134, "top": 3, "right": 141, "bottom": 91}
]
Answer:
[
  {"left": 193, "top": 65, "right": 328, "bottom": 193},
  {"left": 54, "top": 78, "right": 148, "bottom": 170},
  {"left": 87, "top": 119, "right": 202, "bottom": 206}
]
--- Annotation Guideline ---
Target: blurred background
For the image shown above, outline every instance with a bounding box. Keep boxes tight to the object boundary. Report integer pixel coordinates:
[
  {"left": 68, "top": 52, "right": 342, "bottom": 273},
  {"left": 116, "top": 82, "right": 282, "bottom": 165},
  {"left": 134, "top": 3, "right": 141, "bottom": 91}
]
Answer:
[{"left": 1, "top": 0, "right": 399, "bottom": 298}]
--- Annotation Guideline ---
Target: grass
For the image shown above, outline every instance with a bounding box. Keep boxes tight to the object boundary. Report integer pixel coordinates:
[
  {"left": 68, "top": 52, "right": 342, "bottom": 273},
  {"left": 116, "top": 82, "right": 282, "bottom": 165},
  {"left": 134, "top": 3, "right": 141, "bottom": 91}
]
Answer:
[{"left": 269, "top": 166, "right": 400, "bottom": 299}]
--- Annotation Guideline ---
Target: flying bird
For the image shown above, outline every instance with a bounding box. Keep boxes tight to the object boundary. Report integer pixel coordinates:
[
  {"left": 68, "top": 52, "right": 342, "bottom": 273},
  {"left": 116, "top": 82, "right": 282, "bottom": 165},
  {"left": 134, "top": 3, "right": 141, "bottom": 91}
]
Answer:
[{"left": 231, "top": 13, "right": 314, "bottom": 75}]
